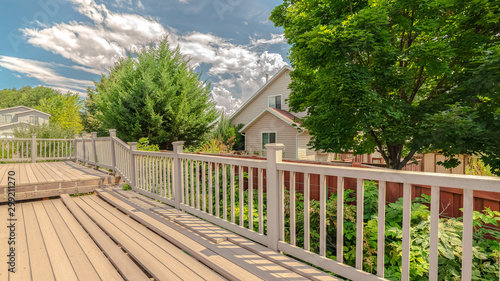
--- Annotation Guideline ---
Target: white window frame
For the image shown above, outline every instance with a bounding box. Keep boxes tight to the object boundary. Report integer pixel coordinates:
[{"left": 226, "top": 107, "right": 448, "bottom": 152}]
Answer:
[
  {"left": 2, "top": 114, "right": 12, "bottom": 123},
  {"left": 261, "top": 131, "right": 277, "bottom": 150},
  {"left": 268, "top": 94, "right": 282, "bottom": 110},
  {"left": 29, "top": 115, "right": 39, "bottom": 125}
]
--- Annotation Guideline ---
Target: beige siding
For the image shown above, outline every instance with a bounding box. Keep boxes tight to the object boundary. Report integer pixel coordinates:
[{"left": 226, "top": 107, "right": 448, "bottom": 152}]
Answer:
[
  {"left": 18, "top": 112, "right": 49, "bottom": 125},
  {"left": 232, "top": 69, "right": 307, "bottom": 126},
  {"left": 297, "top": 132, "right": 317, "bottom": 160},
  {"left": 244, "top": 112, "right": 298, "bottom": 160}
]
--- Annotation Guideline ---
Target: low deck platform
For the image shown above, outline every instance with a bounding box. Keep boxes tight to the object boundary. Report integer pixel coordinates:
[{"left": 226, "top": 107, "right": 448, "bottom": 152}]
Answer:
[
  {"left": 0, "top": 161, "right": 114, "bottom": 202},
  {"left": 0, "top": 188, "right": 340, "bottom": 280}
]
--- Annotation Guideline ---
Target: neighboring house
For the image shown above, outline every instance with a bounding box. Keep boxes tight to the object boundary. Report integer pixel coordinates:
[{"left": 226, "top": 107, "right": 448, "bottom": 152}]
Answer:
[
  {"left": 0, "top": 106, "right": 50, "bottom": 138},
  {"left": 230, "top": 66, "right": 330, "bottom": 161}
]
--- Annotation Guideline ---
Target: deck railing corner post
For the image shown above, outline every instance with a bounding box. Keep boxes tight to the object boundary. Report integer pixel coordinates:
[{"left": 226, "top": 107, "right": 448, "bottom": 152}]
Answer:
[
  {"left": 74, "top": 134, "right": 79, "bottom": 160},
  {"left": 31, "top": 134, "right": 37, "bottom": 163},
  {"left": 173, "top": 141, "right": 185, "bottom": 210},
  {"left": 109, "top": 129, "right": 117, "bottom": 174},
  {"left": 129, "top": 142, "right": 137, "bottom": 189},
  {"left": 91, "top": 132, "right": 97, "bottom": 169},
  {"left": 265, "top": 143, "right": 285, "bottom": 251}
]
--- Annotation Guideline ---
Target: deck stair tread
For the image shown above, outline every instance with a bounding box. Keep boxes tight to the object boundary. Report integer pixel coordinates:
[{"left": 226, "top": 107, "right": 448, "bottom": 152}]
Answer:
[{"left": 98, "top": 188, "right": 341, "bottom": 281}]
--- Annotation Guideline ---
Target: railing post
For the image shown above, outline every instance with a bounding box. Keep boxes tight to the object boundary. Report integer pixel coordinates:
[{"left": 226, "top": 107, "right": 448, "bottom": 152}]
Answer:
[
  {"left": 91, "top": 132, "right": 97, "bottom": 169},
  {"left": 173, "top": 141, "right": 184, "bottom": 210},
  {"left": 109, "top": 129, "right": 117, "bottom": 174},
  {"left": 129, "top": 142, "right": 137, "bottom": 189},
  {"left": 265, "top": 143, "right": 285, "bottom": 251},
  {"left": 82, "top": 133, "right": 87, "bottom": 165},
  {"left": 74, "top": 135, "right": 79, "bottom": 160},
  {"left": 31, "top": 134, "right": 37, "bottom": 163}
]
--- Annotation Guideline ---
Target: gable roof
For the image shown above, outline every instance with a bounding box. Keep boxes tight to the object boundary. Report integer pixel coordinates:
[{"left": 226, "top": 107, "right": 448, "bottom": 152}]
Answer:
[
  {"left": 230, "top": 65, "right": 293, "bottom": 121},
  {"left": 0, "top": 106, "right": 51, "bottom": 116},
  {"left": 239, "top": 107, "right": 301, "bottom": 133}
]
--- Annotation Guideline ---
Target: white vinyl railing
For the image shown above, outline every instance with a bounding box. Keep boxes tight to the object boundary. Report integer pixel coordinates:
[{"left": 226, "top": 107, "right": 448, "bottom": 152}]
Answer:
[
  {"left": 73, "top": 130, "right": 500, "bottom": 281},
  {"left": 0, "top": 135, "right": 75, "bottom": 162}
]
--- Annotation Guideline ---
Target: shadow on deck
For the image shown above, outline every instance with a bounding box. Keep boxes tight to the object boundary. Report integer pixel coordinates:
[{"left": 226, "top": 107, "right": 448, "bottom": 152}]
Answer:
[{"left": 0, "top": 188, "right": 340, "bottom": 281}]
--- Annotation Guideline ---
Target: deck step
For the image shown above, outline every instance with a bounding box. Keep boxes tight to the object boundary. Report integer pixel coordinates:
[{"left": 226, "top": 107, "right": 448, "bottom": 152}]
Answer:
[
  {"left": 71, "top": 194, "right": 224, "bottom": 281},
  {"left": 60, "top": 194, "right": 150, "bottom": 281},
  {"left": 99, "top": 188, "right": 341, "bottom": 281}
]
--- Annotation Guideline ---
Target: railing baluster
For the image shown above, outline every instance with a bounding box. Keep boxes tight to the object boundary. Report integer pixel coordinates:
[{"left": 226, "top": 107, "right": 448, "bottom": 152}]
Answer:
[
  {"left": 231, "top": 165, "right": 236, "bottom": 223},
  {"left": 290, "top": 171, "right": 296, "bottom": 245},
  {"left": 167, "top": 158, "right": 171, "bottom": 198},
  {"left": 191, "top": 159, "right": 195, "bottom": 206},
  {"left": 223, "top": 163, "right": 227, "bottom": 220},
  {"left": 356, "top": 179, "right": 365, "bottom": 269},
  {"left": 208, "top": 162, "right": 213, "bottom": 214},
  {"left": 239, "top": 165, "right": 244, "bottom": 226},
  {"left": 258, "top": 168, "right": 264, "bottom": 234},
  {"left": 196, "top": 161, "right": 200, "bottom": 209},
  {"left": 429, "top": 185, "right": 440, "bottom": 281},
  {"left": 462, "top": 188, "right": 473, "bottom": 281},
  {"left": 248, "top": 167, "right": 253, "bottom": 230},
  {"left": 202, "top": 161, "right": 206, "bottom": 212},
  {"left": 304, "top": 172, "right": 310, "bottom": 251},
  {"left": 184, "top": 159, "right": 189, "bottom": 204},
  {"left": 337, "top": 176, "right": 344, "bottom": 263},
  {"left": 402, "top": 183, "right": 412, "bottom": 281},
  {"left": 215, "top": 163, "right": 220, "bottom": 217},
  {"left": 377, "top": 181, "right": 387, "bottom": 278},
  {"left": 320, "top": 174, "right": 326, "bottom": 256},
  {"left": 279, "top": 170, "right": 284, "bottom": 241}
]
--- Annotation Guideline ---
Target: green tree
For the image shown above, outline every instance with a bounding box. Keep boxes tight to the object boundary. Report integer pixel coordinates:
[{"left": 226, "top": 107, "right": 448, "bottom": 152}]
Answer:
[
  {"left": 81, "top": 87, "right": 108, "bottom": 136},
  {"left": 271, "top": 0, "right": 500, "bottom": 174},
  {"left": 36, "top": 92, "right": 84, "bottom": 135},
  {"left": 94, "top": 37, "right": 218, "bottom": 149},
  {"left": 0, "top": 86, "right": 59, "bottom": 108}
]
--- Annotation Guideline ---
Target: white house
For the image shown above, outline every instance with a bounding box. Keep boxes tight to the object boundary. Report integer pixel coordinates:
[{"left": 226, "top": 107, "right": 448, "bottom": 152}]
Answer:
[
  {"left": 230, "top": 66, "right": 331, "bottom": 161},
  {"left": 0, "top": 106, "right": 50, "bottom": 138}
]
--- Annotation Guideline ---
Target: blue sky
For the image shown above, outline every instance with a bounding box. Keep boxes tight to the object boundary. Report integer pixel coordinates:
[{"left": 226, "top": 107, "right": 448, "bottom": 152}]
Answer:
[{"left": 0, "top": 0, "right": 290, "bottom": 114}]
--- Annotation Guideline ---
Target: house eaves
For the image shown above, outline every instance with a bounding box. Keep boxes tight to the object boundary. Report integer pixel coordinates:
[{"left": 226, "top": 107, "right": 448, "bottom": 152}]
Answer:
[
  {"left": 230, "top": 65, "right": 293, "bottom": 122},
  {"left": 239, "top": 107, "right": 301, "bottom": 133}
]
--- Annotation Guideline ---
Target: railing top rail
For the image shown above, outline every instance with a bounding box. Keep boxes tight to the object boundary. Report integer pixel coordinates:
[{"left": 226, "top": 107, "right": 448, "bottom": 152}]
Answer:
[
  {"left": 0, "top": 138, "right": 32, "bottom": 141},
  {"left": 180, "top": 153, "right": 267, "bottom": 168},
  {"left": 133, "top": 150, "right": 173, "bottom": 157},
  {"left": 277, "top": 161, "right": 500, "bottom": 192},
  {"left": 112, "top": 136, "right": 130, "bottom": 149},
  {"left": 36, "top": 138, "right": 74, "bottom": 141}
]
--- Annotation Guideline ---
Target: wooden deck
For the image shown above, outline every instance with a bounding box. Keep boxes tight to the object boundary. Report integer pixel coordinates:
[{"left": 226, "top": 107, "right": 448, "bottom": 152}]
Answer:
[
  {"left": 0, "top": 161, "right": 114, "bottom": 202},
  {"left": 0, "top": 188, "right": 340, "bottom": 281}
]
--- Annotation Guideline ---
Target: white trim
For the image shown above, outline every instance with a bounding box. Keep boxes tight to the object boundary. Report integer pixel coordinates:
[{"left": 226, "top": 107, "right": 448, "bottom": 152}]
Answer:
[
  {"left": 0, "top": 106, "right": 51, "bottom": 117},
  {"left": 261, "top": 131, "right": 278, "bottom": 150},
  {"left": 16, "top": 109, "right": 51, "bottom": 117},
  {"left": 230, "top": 65, "right": 293, "bottom": 121},
  {"left": 239, "top": 108, "right": 299, "bottom": 133},
  {"left": 268, "top": 94, "right": 283, "bottom": 109}
]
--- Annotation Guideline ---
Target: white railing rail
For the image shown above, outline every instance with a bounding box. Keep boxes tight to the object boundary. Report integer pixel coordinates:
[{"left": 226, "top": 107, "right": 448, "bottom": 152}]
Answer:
[{"left": 73, "top": 130, "right": 500, "bottom": 281}]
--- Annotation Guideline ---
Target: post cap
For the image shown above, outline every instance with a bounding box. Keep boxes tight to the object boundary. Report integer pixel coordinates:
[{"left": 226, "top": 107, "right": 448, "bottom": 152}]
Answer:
[
  {"left": 109, "top": 129, "right": 116, "bottom": 137},
  {"left": 265, "top": 143, "right": 285, "bottom": 150},
  {"left": 172, "top": 141, "right": 185, "bottom": 146},
  {"left": 91, "top": 132, "right": 97, "bottom": 138}
]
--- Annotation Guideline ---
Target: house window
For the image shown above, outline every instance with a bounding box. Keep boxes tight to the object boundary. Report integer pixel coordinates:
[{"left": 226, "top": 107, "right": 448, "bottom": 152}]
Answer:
[
  {"left": 262, "top": 132, "right": 276, "bottom": 149},
  {"left": 2, "top": 114, "right": 12, "bottom": 123},
  {"left": 29, "top": 116, "right": 39, "bottom": 125},
  {"left": 268, "top": 95, "right": 282, "bottom": 110}
]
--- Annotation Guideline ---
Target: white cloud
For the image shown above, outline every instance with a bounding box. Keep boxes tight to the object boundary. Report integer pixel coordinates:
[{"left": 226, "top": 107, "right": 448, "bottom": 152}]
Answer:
[
  {"left": 0, "top": 56, "right": 93, "bottom": 94},
  {"left": 21, "top": 0, "right": 288, "bottom": 114}
]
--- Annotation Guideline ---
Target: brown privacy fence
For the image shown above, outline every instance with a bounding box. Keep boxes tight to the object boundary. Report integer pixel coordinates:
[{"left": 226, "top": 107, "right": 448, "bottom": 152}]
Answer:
[{"left": 230, "top": 157, "right": 499, "bottom": 219}]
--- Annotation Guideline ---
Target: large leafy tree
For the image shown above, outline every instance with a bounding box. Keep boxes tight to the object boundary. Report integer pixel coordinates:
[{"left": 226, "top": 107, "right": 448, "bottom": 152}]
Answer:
[
  {"left": 94, "top": 37, "right": 218, "bottom": 149},
  {"left": 0, "top": 86, "right": 59, "bottom": 108},
  {"left": 81, "top": 87, "right": 108, "bottom": 136},
  {"left": 271, "top": 0, "right": 500, "bottom": 174},
  {"left": 36, "top": 92, "right": 84, "bottom": 135}
]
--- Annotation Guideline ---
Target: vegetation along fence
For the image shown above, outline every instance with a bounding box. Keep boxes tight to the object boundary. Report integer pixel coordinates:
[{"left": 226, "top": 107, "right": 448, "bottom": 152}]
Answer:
[{"left": 69, "top": 130, "right": 500, "bottom": 281}]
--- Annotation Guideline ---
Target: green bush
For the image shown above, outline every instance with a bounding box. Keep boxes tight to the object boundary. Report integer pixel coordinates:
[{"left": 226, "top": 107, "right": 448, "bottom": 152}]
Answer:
[{"left": 283, "top": 181, "right": 500, "bottom": 280}]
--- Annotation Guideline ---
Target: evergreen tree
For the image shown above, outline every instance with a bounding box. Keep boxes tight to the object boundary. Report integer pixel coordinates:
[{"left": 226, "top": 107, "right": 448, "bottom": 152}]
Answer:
[{"left": 94, "top": 37, "right": 218, "bottom": 149}]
